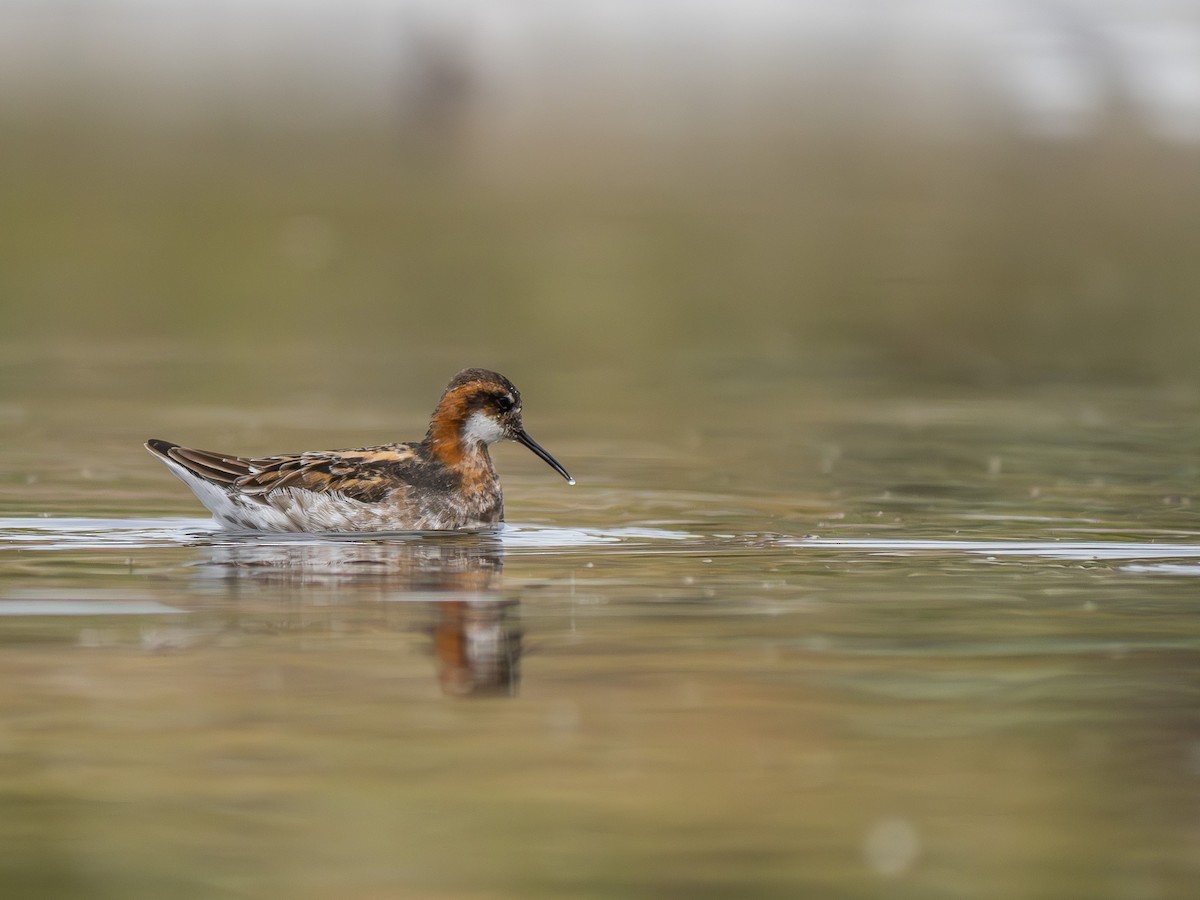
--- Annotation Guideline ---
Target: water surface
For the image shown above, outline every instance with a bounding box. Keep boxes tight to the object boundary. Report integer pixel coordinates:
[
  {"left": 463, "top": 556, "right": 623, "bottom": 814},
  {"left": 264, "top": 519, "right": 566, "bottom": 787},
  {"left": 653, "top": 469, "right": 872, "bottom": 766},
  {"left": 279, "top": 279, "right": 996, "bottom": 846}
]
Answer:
[{"left": 3, "top": 350, "right": 1200, "bottom": 898}]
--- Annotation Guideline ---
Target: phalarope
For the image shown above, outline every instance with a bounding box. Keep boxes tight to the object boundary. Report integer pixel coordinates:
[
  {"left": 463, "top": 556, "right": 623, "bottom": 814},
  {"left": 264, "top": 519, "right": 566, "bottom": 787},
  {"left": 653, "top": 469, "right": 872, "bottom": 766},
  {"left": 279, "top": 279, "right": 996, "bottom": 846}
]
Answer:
[{"left": 145, "top": 368, "right": 573, "bottom": 533}]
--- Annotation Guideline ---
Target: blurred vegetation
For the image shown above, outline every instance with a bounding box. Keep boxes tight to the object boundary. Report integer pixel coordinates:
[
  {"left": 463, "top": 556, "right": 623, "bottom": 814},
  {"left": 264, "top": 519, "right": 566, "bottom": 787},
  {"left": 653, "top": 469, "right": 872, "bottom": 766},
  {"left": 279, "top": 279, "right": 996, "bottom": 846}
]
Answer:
[{"left": 2, "top": 101, "right": 1200, "bottom": 387}]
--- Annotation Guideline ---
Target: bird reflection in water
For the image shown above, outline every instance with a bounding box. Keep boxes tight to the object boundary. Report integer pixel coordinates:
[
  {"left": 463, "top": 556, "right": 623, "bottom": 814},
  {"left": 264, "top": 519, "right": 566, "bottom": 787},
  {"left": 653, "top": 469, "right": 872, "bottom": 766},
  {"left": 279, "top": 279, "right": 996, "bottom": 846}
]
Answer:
[{"left": 201, "top": 536, "right": 519, "bottom": 696}]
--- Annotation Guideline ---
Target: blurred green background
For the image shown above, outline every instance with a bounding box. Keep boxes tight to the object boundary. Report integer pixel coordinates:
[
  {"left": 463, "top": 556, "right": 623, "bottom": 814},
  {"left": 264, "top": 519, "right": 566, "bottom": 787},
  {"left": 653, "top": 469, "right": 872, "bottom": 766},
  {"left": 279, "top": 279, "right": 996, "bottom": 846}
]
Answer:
[{"left": 2, "top": 1, "right": 1199, "bottom": 394}]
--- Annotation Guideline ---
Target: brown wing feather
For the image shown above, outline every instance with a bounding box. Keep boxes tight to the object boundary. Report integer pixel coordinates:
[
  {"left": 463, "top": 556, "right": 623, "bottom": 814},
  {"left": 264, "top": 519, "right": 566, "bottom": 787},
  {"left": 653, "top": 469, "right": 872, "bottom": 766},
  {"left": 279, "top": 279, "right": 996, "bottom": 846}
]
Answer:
[
  {"left": 235, "top": 446, "right": 420, "bottom": 503},
  {"left": 149, "top": 439, "right": 421, "bottom": 504},
  {"left": 146, "top": 440, "right": 252, "bottom": 487},
  {"left": 171, "top": 447, "right": 254, "bottom": 483}
]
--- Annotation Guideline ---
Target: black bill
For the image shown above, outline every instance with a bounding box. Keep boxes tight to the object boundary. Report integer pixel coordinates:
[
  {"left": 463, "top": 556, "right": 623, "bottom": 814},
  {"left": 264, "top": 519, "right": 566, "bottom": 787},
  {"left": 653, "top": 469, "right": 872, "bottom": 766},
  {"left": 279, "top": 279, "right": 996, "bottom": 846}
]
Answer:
[{"left": 514, "top": 430, "right": 575, "bottom": 484}]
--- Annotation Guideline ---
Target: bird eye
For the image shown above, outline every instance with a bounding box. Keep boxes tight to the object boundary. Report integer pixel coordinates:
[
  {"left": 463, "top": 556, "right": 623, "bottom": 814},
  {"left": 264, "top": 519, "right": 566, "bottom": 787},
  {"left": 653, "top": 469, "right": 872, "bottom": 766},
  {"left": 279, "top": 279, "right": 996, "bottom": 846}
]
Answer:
[{"left": 495, "top": 394, "right": 515, "bottom": 412}]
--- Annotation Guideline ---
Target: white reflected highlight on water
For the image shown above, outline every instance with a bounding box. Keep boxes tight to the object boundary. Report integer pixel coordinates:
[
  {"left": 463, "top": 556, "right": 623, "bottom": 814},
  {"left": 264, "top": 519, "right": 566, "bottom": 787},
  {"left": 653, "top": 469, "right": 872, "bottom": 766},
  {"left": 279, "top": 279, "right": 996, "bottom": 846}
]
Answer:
[
  {"left": 794, "top": 537, "right": 1200, "bottom": 561},
  {"left": 498, "top": 524, "right": 694, "bottom": 548},
  {"left": 0, "top": 600, "right": 184, "bottom": 616},
  {"left": 0, "top": 517, "right": 696, "bottom": 552},
  {"left": 0, "top": 516, "right": 216, "bottom": 549},
  {"left": 9, "top": 517, "right": 1200, "bottom": 569},
  {"left": 0, "top": 587, "right": 186, "bottom": 616},
  {"left": 863, "top": 817, "right": 920, "bottom": 877},
  {"left": 1121, "top": 563, "right": 1200, "bottom": 576}
]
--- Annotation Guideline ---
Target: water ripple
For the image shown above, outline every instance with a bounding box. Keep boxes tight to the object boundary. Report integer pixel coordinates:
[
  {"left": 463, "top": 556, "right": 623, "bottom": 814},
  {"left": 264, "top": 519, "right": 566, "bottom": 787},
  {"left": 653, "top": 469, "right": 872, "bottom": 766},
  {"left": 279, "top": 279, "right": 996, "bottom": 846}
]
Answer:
[
  {"left": 790, "top": 536, "right": 1200, "bottom": 561},
  {"left": 0, "top": 516, "right": 696, "bottom": 553},
  {"left": 8, "top": 518, "right": 1200, "bottom": 569}
]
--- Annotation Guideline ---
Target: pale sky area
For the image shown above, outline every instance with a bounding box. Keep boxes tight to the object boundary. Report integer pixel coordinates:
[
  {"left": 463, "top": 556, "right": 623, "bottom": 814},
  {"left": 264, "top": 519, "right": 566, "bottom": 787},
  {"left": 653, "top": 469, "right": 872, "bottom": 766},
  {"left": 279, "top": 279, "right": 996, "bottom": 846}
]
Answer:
[{"left": 0, "top": 0, "right": 1197, "bottom": 141}]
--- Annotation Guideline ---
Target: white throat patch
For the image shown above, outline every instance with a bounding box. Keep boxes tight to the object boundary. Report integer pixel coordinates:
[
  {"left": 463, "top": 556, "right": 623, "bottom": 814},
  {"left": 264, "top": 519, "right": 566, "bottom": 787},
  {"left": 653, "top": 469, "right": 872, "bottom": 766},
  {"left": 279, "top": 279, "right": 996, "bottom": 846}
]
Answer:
[{"left": 461, "top": 410, "right": 506, "bottom": 446}]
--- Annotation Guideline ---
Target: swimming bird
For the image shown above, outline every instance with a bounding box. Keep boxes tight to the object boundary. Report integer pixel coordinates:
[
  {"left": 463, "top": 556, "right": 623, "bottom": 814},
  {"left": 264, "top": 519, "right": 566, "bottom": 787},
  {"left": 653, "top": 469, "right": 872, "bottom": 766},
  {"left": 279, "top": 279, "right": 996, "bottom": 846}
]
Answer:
[{"left": 145, "top": 368, "right": 573, "bottom": 533}]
